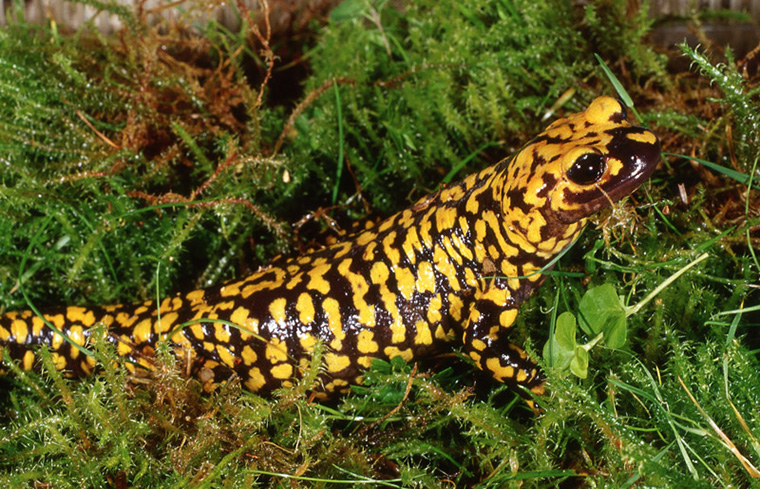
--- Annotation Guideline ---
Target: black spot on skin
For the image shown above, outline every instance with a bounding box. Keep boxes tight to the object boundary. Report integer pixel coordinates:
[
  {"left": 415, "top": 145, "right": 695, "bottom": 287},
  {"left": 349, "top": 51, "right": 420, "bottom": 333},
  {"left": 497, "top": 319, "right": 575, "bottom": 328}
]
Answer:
[
  {"left": 537, "top": 173, "right": 557, "bottom": 198},
  {"left": 608, "top": 100, "right": 627, "bottom": 122},
  {"left": 529, "top": 147, "right": 547, "bottom": 174},
  {"left": 505, "top": 187, "right": 532, "bottom": 215}
]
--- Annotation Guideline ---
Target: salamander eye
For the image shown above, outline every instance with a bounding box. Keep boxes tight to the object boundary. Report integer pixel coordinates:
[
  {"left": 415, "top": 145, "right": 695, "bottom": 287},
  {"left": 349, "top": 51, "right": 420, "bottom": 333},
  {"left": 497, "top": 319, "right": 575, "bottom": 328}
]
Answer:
[{"left": 567, "top": 152, "right": 606, "bottom": 185}]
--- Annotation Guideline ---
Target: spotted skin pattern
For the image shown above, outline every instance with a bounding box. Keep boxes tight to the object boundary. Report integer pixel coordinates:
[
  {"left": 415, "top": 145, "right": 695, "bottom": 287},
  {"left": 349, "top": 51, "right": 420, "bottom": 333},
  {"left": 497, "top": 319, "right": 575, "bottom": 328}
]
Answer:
[{"left": 0, "top": 97, "right": 660, "bottom": 399}]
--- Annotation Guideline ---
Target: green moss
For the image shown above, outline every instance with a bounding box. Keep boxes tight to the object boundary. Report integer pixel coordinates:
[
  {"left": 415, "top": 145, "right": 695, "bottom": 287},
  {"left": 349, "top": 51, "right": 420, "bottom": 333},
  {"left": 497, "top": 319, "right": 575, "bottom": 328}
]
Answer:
[{"left": 289, "top": 0, "right": 599, "bottom": 214}]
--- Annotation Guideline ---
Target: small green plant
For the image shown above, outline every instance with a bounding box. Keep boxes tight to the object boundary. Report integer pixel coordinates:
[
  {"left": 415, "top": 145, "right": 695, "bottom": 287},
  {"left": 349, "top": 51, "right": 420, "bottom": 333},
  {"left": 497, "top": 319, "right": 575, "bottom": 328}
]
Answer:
[{"left": 543, "top": 253, "right": 708, "bottom": 379}]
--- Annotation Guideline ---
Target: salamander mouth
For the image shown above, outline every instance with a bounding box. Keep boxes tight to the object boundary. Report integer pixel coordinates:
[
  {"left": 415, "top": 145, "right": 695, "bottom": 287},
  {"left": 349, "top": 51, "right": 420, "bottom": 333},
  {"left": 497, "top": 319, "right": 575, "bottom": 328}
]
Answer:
[{"left": 559, "top": 126, "right": 661, "bottom": 223}]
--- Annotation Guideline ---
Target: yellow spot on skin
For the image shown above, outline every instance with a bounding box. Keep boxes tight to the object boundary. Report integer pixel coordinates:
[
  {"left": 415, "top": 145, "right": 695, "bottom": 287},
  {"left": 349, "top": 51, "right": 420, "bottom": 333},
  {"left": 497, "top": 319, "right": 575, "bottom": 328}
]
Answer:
[
  {"left": 414, "top": 320, "right": 433, "bottom": 346},
  {"left": 486, "top": 357, "right": 515, "bottom": 381},
  {"left": 433, "top": 246, "right": 460, "bottom": 292},
  {"left": 415, "top": 219, "right": 431, "bottom": 251},
  {"left": 212, "top": 301, "right": 236, "bottom": 312},
  {"left": 356, "top": 330, "right": 379, "bottom": 353},
  {"left": 11, "top": 320, "right": 28, "bottom": 344},
  {"left": 117, "top": 335, "right": 133, "bottom": 355},
  {"left": 397, "top": 209, "right": 414, "bottom": 228},
  {"left": 22, "top": 350, "right": 35, "bottom": 370},
  {"left": 269, "top": 298, "right": 287, "bottom": 324},
  {"left": 475, "top": 219, "right": 487, "bottom": 242},
  {"left": 307, "top": 263, "right": 332, "bottom": 295},
  {"left": 220, "top": 283, "right": 241, "bottom": 297},
  {"left": 190, "top": 324, "right": 205, "bottom": 341},
  {"left": 157, "top": 312, "right": 178, "bottom": 333},
  {"left": 434, "top": 325, "right": 454, "bottom": 341},
  {"left": 383, "top": 346, "right": 413, "bottom": 362},
  {"left": 525, "top": 211, "right": 547, "bottom": 245},
  {"left": 443, "top": 184, "right": 465, "bottom": 201},
  {"left": 448, "top": 234, "right": 470, "bottom": 262},
  {"left": 458, "top": 216, "right": 470, "bottom": 236},
  {"left": 322, "top": 298, "right": 345, "bottom": 349},
  {"left": 427, "top": 295, "right": 442, "bottom": 324},
  {"left": 84, "top": 355, "right": 97, "bottom": 369},
  {"left": 265, "top": 337, "right": 289, "bottom": 363},
  {"left": 114, "top": 312, "right": 139, "bottom": 329},
  {"left": 230, "top": 307, "right": 251, "bottom": 328},
  {"left": 271, "top": 363, "right": 293, "bottom": 380},
  {"left": 416, "top": 261, "right": 436, "bottom": 293},
  {"left": 49, "top": 314, "right": 65, "bottom": 329},
  {"left": 68, "top": 326, "right": 85, "bottom": 347},
  {"left": 401, "top": 227, "right": 420, "bottom": 264},
  {"left": 449, "top": 294, "right": 464, "bottom": 322},
  {"left": 132, "top": 318, "right": 153, "bottom": 345},
  {"left": 171, "top": 331, "right": 193, "bottom": 350},
  {"left": 516, "top": 369, "right": 528, "bottom": 383},
  {"left": 627, "top": 131, "right": 657, "bottom": 145},
  {"left": 324, "top": 378, "right": 350, "bottom": 393},
  {"left": 482, "top": 286, "right": 510, "bottom": 305},
  {"left": 31, "top": 316, "right": 45, "bottom": 336},
  {"left": 245, "top": 368, "right": 266, "bottom": 391},
  {"left": 435, "top": 207, "right": 457, "bottom": 235},
  {"left": 357, "top": 356, "right": 373, "bottom": 368},
  {"left": 325, "top": 352, "right": 351, "bottom": 373},
  {"left": 300, "top": 334, "right": 317, "bottom": 352},
  {"left": 395, "top": 267, "right": 415, "bottom": 301},
  {"left": 499, "top": 309, "right": 518, "bottom": 328},
  {"left": 370, "top": 262, "right": 390, "bottom": 284},
  {"left": 382, "top": 232, "right": 401, "bottom": 265},
  {"left": 471, "top": 338, "right": 487, "bottom": 351},
  {"left": 286, "top": 272, "right": 304, "bottom": 290},
  {"left": 487, "top": 245, "right": 501, "bottom": 261},
  {"left": 362, "top": 241, "right": 377, "bottom": 261},
  {"left": 338, "top": 259, "right": 375, "bottom": 327},
  {"left": 356, "top": 230, "right": 377, "bottom": 246},
  {"left": 499, "top": 261, "right": 518, "bottom": 280},
  {"left": 466, "top": 193, "right": 480, "bottom": 214},
  {"left": 390, "top": 319, "right": 407, "bottom": 344},
  {"left": 607, "top": 156, "right": 624, "bottom": 178},
  {"left": 50, "top": 331, "right": 64, "bottom": 350},
  {"left": 217, "top": 345, "right": 235, "bottom": 367},
  {"left": 65, "top": 306, "right": 97, "bottom": 327},
  {"left": 214, "top": 325, "right": 231, "bottom": 344},
  {"left": 79, "top": 359, "right": 93, "bottom": 375},
  {"left": 50, "top": 352, "right": 67, "bottom": 371},
  {"left": 241, "top": 345, "right": 258, "bottom": 365},
  {"left": 185, "top": 289, "right": 205, "bottom": 304},
  {"left": 296, "top": 293, "right": 315, "bottom": 325}
]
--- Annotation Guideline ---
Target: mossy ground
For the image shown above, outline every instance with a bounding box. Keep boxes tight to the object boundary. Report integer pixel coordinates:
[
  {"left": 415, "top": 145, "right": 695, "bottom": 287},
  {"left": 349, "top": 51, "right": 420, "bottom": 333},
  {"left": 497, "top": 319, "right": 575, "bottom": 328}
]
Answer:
[{"left": 1, "top": 1, "right": 758, "bottom": 487}]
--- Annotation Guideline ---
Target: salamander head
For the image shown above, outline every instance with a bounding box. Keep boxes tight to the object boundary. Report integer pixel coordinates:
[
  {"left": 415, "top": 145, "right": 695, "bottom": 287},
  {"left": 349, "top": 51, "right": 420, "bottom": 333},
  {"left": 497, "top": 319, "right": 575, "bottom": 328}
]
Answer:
[{"left": 500, "top": 96, "right": 660, "bottom": 249}]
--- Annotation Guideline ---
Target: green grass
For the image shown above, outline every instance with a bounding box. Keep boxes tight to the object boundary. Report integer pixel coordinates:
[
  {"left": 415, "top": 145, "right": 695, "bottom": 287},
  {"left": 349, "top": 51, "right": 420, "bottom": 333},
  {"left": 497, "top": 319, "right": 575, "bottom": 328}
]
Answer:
[{"left": 1, "top": 0, "right": 759, "bottom": 487}]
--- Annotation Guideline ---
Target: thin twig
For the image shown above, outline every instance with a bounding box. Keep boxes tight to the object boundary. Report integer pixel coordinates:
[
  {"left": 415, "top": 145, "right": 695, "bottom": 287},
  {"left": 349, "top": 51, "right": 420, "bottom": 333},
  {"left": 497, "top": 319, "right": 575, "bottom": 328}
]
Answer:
[{"left": 273, "top": 77, "right": 355, "bottom": 154}]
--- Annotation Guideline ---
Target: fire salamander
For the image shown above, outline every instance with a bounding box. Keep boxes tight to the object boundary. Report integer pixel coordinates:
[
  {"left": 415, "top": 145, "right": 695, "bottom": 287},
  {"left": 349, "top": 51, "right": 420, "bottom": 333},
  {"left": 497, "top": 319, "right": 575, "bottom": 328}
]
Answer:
[{"left": 0, "top": 96, "right": 660, "bottom": 400}]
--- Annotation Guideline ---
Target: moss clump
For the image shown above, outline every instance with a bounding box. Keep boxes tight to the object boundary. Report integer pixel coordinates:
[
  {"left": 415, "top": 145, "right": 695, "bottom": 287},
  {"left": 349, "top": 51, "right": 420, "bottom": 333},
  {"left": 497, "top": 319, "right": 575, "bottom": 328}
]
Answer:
[{"left": 289, "top": 0, "right": 654, "bottom": 214}]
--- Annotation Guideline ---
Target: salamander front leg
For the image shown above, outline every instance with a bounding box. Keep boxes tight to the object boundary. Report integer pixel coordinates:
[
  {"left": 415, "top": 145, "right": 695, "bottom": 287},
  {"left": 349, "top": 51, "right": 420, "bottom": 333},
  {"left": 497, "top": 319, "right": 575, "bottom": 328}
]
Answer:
[{"left": 463, "top": 283, "right": 545, "bottom": 399}]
